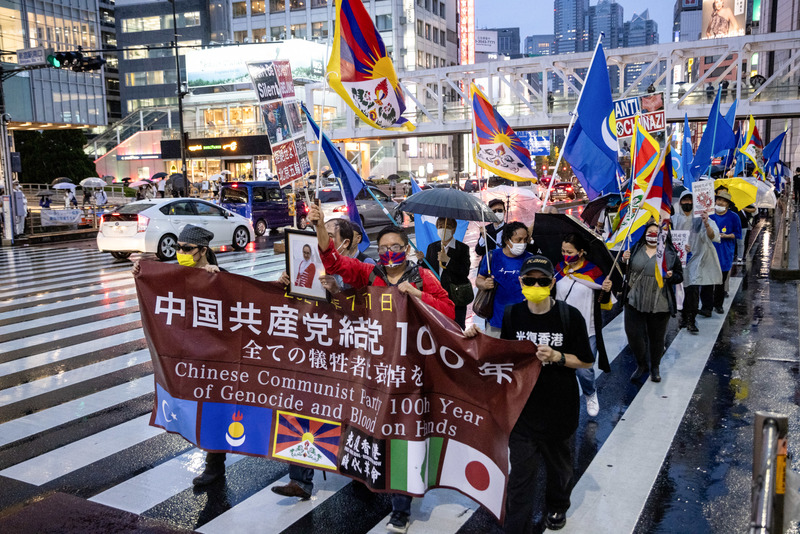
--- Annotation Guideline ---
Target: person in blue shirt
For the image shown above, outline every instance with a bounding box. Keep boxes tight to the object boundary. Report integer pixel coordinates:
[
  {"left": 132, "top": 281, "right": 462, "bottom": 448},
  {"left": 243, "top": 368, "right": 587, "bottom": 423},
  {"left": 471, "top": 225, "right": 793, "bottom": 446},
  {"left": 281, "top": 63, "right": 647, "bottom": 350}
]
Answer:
[
  {"left": 709, "top": 190, "right": 741, "bottom": 315},
  {"left": 475, "top": 221, "right": 533, "bottom": 337}
]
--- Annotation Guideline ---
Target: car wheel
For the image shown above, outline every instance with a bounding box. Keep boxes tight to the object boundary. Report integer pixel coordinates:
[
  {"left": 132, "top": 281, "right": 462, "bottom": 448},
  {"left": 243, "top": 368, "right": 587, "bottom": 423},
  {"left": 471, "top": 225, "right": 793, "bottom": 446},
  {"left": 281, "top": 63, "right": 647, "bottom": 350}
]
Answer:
[
  {"left": 110, "top": 251, "right": 132, "bottom": 260},
  {"left": 232, "top": 226, "right": 250, "bottom": 250},
  {"left": 255, "top": 219, "right": 268, "bottom": 236},
  {"left": 156, "top": 234, "right": 178, "bottom": 261}
]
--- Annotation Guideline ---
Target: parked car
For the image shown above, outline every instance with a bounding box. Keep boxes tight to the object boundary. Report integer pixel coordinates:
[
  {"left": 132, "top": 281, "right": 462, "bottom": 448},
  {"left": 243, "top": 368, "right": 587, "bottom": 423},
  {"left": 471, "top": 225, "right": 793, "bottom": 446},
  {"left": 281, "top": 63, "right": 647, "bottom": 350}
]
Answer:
[
  {"left": 317, "top": 185, "right": 401, "bottom": 227},
  {"left": 429, "top": 182, "right": 462, "bottom": 190},
  {"left": 97, "top": 198, "right": 254, "bottom": 261},
  {"left": 218, "top": 181, "right": 309, "bottom": 235},
  {"left": 550, "top": 182, "right": 577, "bottom": 201},
  {"left": 463, "top": 178, "right": 488, "bottom": 193}
]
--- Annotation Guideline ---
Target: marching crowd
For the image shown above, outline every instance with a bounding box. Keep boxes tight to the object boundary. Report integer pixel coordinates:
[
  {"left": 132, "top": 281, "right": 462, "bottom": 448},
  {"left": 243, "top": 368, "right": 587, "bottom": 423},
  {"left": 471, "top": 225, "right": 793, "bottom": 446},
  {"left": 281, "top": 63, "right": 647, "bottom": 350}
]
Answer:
[{"left": 134, "top": 182, "right": 751, "bottom": 534}]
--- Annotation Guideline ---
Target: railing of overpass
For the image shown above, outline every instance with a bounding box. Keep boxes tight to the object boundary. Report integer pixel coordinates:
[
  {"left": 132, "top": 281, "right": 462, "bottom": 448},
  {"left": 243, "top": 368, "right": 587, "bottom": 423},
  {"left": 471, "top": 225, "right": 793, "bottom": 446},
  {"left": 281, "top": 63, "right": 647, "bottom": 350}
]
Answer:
[{"left": 303, "top": 30, "right": 800, "bottom": 140}]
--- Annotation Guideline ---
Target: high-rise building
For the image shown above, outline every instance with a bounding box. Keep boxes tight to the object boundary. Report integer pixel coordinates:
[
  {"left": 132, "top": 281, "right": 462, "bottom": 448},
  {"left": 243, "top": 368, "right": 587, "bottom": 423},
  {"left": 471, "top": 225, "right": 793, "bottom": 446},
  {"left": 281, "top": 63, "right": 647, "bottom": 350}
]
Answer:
[
  {"left": 487, "top": 27, "right": 520, "bottom": 57},
  {"left": 623, "top": 10, "right": 659, "bottom": 88},
  {"left": 524, "top": 34, "right": 554, "bottom": 57},
  {"left": 554, "top": 0, "right": 590, "bottom": 55},
  {"left": 588, "top": 0, "right": 623, "bottom": 50},
  {"left": 672, "top": 0, "right": 703, "bottom": 43}
]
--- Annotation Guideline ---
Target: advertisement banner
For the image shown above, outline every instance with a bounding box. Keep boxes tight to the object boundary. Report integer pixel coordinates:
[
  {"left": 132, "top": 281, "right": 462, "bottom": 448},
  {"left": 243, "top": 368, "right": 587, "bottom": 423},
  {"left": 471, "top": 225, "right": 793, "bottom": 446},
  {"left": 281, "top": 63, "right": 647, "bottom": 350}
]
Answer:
[
  {"left": 40, "top": 209, "right": 82, "bottom": 226},
  {"left": 247, "top": 61, "right": 311, "bottom": 187},
  {"left": 702, "top": 0, "right": 746, "bottom": 39},
  {"left": 475, "top": 30, "right": 498, "bottom": 54},
  {"left": 135, "top": 262, "right": 542, "bottom": 521}
]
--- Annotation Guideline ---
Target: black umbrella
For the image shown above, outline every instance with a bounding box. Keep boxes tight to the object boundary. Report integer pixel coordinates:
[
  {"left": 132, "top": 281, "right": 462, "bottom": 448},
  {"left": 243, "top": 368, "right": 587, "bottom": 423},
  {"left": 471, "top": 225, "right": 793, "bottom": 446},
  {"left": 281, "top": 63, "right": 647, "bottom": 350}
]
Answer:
[
  {"left": 395, "top": 188, "right": 501, "bottom": 223},
  {"left": 51, "top": 177, "right": 72, "bottom": 186},
  {"left": 387, "top": 173, "right": 401, "bottom": 181},
  {"left": 580, "top": 193, "right": 621, "bottom": 228},
  {"left": 151, "top": 172, "right": 168, "bottom": 180},
  {"left": 167, "top": 173, "right": 187, "bottom": 188}
]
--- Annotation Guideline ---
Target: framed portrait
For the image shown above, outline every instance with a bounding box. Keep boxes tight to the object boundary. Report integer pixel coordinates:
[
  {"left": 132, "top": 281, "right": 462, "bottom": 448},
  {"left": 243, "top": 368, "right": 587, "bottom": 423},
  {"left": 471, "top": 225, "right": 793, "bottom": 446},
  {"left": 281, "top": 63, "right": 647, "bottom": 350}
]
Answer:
[{"left": 284, "top": 229, "right": 327, "bottom": 301}]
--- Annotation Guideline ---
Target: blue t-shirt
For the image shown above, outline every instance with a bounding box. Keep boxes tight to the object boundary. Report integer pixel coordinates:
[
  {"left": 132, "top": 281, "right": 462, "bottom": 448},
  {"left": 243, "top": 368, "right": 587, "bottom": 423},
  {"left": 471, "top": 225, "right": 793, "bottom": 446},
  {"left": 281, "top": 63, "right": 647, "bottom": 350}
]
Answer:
[
  {"left": 478, "top": 249, "right": 533, "bottom": 328},
  {"left": 710, "top": 209, "right": 742, "bottom": 272}
]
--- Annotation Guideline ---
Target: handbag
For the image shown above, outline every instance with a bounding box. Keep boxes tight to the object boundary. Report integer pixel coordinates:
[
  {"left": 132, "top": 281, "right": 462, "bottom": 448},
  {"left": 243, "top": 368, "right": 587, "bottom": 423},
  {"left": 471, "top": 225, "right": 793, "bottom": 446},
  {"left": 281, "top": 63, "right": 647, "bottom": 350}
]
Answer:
[
  {"left": 472, "top": 250, "right": 495, "bottom": 319},
  {"left": 448, "top": 282, "right": 475, "bottom": 307}
]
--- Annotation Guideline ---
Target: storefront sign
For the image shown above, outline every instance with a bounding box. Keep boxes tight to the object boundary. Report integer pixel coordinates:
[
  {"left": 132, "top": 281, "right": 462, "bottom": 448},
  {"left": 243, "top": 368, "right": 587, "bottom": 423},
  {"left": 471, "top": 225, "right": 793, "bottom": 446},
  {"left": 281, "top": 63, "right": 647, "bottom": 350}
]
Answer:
[
  {"left": 248, "top": 60, "right": 311, "bottom": 187},
  {"left": 117, "top": 154, "right": 161, "bottom": 161},
  {"left": 160, "top": 136, "right": 272, "bottom": 159}
]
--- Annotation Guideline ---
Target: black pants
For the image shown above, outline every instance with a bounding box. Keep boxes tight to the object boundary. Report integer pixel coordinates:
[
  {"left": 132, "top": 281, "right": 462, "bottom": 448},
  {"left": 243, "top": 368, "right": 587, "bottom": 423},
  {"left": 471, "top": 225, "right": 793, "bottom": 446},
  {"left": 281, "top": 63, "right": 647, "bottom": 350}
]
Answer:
[
  {"left": 713, "top": 270, "right": 730, "bottom": 309},
  {"left": 454, "top": 305, "right": 467, "bottom": 330},
  {"left": 684, "top": 285, "right": 714, "bottom": 318},
  {"left": 503, "top": 432, "right": 573, "bottom": 534},
  {"left": 624, "top": 304, "right": 670, "bottom": 370}
]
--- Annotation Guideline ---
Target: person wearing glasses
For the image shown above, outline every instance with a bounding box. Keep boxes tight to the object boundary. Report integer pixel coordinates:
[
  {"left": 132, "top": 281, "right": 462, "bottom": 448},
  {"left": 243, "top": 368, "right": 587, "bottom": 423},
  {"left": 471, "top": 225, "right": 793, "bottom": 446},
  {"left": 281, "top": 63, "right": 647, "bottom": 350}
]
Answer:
[
  {"left": 465, "top": 255, "right": 594, "bottom": 533},
  {"left": 475, "top": 221, "right": 534, "bottom": 338},
  {"left": 306, "top": 202, "right": 454, "bottom": 534},
  {"left": 475, "top": 198, "right": 506, "bottom": 257},
  {"left": 132, "top": 225, "right": 229, "bottom": 487}
]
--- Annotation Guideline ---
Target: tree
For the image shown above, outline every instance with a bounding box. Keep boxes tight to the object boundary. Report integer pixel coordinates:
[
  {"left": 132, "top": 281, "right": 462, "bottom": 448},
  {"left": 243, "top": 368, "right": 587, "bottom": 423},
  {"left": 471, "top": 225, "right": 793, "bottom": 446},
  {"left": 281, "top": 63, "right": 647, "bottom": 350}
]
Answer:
[{"left": 13, "top": 130, "right": 97, "bottom": 184}]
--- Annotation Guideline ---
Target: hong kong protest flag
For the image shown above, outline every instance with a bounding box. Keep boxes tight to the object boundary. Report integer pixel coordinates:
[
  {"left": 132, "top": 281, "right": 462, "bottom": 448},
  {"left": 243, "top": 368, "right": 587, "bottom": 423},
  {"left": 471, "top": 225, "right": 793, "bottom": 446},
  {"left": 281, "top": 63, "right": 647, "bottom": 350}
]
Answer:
[
  {"left": 470, "top": 83, "right": 538, "bottom": 182},
  {"left": 328, "top": 0, "right": 414, "bottom": 131}
]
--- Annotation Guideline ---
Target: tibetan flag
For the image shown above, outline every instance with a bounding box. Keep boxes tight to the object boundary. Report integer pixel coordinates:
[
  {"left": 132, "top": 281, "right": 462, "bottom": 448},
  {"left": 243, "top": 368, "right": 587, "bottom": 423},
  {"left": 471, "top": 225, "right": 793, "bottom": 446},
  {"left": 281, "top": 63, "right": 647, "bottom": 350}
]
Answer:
[
  {"left": 470, "top": 83, "right": 538, "bottom": 182},
  {"left": 654, "top": 222, "right": 670, "bottom": 288},
  {"left": 739, "top": 115, "right": 764, "bottom": 177},
  {"left": 562, "top": 41, "right": 623, "bottom": 200},
  {"left": 199, "top": 402, "right": 272, "bottom": 456},
  {"left": 272, "top": 411, "right": 342, "bottom": 470},
  {"left": 327, "top": 0, "right": 414, "bottom": 131},
  {"left": 438, "top": 439, "right": 506, "bottom": 520},
  {"left": 632, "top": 115, "right": 660, "bottom": 189},
  {"left": 646, "top": 144, "right": 674, "bottom": 223},
  {"left": 389, "top": 437, "right": 444, "bottom": 494},
  {"left": 554, "top": 259, "right": 606, "bottom": 290},
  {"left": 303, "top": 104, "right": 371, "bottom": 252},
  {"left": 681, "top": 114, "right": 694, "bottom": 187},
  {"left": 152, "top": 382, "right": 198, "bottom": 443}
]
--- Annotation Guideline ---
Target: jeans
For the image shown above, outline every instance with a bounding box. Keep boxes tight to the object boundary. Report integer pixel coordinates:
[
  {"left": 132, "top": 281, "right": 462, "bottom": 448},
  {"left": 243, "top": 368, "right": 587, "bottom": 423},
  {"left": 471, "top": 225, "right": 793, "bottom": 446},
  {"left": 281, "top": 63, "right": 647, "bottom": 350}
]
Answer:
[
  {"left": 289, "top": 464, "right": 315, "bottom": 494},
  {"left": 503, "top": 432, "right": 573, "bottom": 534},
  {"left": 624, "top": 304, "right": 670, "bottom": 370},
  {"left": 713, "top": 270, "right": 731, "bottom": 309},
  {"left": 576, "top": 335, "right": 597, "bottom": 396}
]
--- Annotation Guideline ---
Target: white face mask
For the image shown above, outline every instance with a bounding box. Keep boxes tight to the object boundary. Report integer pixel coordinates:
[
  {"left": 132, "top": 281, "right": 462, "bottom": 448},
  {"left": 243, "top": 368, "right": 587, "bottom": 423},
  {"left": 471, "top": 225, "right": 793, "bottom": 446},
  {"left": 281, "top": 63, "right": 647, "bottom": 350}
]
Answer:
[
  {"left": 509, "top": 242, "right": 526, "bottom": 256},
  {"left": 437, "top": 228, "right": 454, "bottom": 242},
  {"left": 715, "top": 205, "right": 726, "bottom": 213}
]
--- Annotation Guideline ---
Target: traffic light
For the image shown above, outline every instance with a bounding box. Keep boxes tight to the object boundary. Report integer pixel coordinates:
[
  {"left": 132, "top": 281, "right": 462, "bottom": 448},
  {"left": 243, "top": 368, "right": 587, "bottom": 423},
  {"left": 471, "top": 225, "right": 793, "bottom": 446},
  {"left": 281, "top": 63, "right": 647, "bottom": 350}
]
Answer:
[
  {"left": 73, "top": 56, "right": 106, "bottom": 72},
  {"left": 44, "top": 51, "right": 105, "bottom": 72}
]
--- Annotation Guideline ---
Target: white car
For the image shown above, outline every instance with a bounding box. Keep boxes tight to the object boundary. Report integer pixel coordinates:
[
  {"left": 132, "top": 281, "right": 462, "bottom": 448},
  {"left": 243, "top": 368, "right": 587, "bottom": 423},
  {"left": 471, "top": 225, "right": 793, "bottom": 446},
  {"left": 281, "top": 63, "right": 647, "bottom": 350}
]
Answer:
[{"left": 97, "top": 198, "right": 255, "bottom": 261}]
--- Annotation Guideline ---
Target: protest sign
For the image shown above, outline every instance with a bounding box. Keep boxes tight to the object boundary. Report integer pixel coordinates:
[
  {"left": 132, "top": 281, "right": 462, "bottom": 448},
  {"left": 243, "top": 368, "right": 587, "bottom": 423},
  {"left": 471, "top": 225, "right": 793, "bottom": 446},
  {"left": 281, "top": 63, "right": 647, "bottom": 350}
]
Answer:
[
  {"left": 672, "top": 230, "right": 690, "bottom": 266},
  {"left": 135, "top": 262, "right": 541, "bottom": 521},
  {"left": 40, "top": 209, "right": 82, "bottom": 226},
  {"left": 692, "top": 180, "right": 715, "bottom": 217},
  {"left": 247, "top": 60, "right": 310, "bottom": 186}
]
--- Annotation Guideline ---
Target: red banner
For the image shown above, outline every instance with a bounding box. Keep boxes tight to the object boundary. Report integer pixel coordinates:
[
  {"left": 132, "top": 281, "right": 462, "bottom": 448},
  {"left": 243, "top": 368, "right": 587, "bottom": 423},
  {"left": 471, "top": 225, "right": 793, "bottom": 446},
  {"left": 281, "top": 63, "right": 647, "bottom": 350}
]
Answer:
[{"left": 135, "top": 262, "right": 540, "bottom": 521}]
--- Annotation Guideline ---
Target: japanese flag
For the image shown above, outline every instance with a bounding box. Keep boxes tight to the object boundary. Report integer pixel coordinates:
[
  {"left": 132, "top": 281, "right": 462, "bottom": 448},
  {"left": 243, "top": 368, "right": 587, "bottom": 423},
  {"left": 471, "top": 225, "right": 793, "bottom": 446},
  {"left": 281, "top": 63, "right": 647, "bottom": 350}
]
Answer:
[{"left": 438, "top": 439, "right": 505, "bottom": 518}]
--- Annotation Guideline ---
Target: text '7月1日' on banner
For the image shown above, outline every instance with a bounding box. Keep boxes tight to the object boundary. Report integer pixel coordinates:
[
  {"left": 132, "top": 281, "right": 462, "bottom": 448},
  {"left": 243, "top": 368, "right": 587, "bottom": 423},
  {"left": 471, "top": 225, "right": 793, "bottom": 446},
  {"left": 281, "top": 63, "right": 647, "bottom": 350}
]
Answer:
[{"left": 134, "top": 261, "right": 542, "bottom": 522}]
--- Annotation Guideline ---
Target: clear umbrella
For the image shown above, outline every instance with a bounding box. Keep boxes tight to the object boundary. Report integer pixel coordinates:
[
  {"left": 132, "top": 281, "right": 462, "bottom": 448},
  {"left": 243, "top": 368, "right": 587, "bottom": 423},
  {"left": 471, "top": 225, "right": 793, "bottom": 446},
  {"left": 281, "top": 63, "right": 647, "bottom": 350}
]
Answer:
[{"left": 80, "top": 177, "right": 107, "bottom": 188}]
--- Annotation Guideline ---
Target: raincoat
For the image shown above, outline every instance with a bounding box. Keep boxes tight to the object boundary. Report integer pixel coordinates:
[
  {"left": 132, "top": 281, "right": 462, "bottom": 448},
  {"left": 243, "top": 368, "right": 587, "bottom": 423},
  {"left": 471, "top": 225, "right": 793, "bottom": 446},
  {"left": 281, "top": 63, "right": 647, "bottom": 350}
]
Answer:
[{"left": 672, "top": 192, "right": 722, "bottom": 287}]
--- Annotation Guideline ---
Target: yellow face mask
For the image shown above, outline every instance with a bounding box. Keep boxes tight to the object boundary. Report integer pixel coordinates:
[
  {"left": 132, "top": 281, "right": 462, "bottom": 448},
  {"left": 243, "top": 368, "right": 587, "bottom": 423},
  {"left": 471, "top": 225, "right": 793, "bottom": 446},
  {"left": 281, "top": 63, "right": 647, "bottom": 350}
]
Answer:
[
  {"left": 521, "top": 285, "right": 551, "bottom": 303},
  {"left": 176, "top": 252, "right": 197, "bottom": 267}
]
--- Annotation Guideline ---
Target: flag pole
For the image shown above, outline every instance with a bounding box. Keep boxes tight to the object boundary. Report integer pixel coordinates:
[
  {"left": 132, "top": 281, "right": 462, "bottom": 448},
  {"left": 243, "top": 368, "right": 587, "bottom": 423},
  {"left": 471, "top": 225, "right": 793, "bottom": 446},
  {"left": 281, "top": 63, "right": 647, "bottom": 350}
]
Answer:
[
  {"left": 702, "top": 87, "right": 721, "bottom": 179},
  {"left": 543, "top": 34, "right": 605, "bottom": 206},
  {"left": 312, "top": 4, "right": 335, "bottom": 206}
]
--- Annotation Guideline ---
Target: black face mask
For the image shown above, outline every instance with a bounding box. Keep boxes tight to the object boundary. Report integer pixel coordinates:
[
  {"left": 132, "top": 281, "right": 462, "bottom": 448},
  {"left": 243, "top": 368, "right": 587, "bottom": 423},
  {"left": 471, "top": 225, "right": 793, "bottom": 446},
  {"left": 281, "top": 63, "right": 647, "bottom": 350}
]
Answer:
[{"left": 681, "top": 203, "right": 693, "bottom": 213}]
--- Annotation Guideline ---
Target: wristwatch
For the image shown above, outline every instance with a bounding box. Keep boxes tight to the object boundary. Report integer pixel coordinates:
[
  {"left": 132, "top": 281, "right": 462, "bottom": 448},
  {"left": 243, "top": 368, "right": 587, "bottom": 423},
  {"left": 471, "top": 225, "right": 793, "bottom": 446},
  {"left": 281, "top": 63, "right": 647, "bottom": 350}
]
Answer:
[{"left": 556, "top": 351, "right": 566, "bottom": 366}]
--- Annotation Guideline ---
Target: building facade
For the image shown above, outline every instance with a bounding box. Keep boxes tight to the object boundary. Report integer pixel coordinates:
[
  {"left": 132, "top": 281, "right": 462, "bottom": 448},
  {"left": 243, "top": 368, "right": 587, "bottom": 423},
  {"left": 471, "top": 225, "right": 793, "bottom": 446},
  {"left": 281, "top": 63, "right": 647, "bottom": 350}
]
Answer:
[
  {"left": 553, "top": 0, "right": 589, "bottom": 55},
  {"left": 623, "top": 10, "right": 659, "bottom": 88},
  {"left": 490, "top": 27, "right": 520, "bottom": 57},
  {"left": 524, "top": 34, "right": 553, "bottom": 57},
  {"left": 588, "top": 0, "right": 623, "bottom": 49}
]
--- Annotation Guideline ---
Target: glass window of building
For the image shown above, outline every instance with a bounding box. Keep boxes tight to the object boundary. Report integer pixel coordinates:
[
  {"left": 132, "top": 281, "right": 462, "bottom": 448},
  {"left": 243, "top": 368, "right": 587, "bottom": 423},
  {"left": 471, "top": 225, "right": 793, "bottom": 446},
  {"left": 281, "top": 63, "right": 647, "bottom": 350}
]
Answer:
[
  {"left": 417, "top": 50, "right": 423, "bottom": 66},
  {"left": 417, "top": 20, "right": 423, "bottom": 36},
  {"left": 271, "top": 25, "right": 285, "bottom": 39},
  {"left": 425, "top": 24, "right": 431, "bottom": 40},
  {"left": 440, "top": 2, "right": 445, "bottom": 17},
  {"left": 290, "top": 0, "right": 305, "bottom": 10},
  {"left": 432, "top": 28, "right": 438, "bottom": 44},
  {"left": 375, "top": 14, "right": 391, "bottom": 31},
  {"left": 311, "top": 21, "right": 328, "bottom": 39},
  {"left": 232, "top": 2, "right": 247, "bottom": 17},
  {"left": 204, "top": 108, "right": 227, "bottom": 128},
  {"left": 425, "top": 0, "right": 431, "bottom": 10},
  {"left": 270, "top": 0, "right": 285, "bottom": 12},
  {"left": 433, "top": 56, "right": 438, "bottom": 68},
  {"left": 425, "top": 53, "right": 431, "bottom": 68},
  {"left": 252, "top": 27, "right": 267, "bottom": 42},
  {"left": 291, "top": 24, "right": 306, "bottom": 38},
  {"left": 311, "top": 0, "right": 327, "bottom": 6},
  {"left": 251, "top": 0, "right": 266, "bottom": 15},
  {"left": 235, "top": 30, "right": 248, "bottom": 42}
]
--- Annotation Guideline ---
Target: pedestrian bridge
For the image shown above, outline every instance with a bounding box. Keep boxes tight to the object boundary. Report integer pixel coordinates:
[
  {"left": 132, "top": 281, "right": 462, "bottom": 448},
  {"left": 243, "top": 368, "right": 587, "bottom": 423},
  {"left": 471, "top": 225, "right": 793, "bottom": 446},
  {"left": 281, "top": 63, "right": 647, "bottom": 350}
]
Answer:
[{"left": 304, "top": 30, "right": 800, "bottom": 140}]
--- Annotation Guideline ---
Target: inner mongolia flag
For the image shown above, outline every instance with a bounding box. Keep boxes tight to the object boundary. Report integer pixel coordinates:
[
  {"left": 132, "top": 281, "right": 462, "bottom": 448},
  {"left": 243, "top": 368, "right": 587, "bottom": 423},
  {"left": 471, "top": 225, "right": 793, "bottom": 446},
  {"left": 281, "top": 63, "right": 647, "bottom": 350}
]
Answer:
[
  {"left": 562, "top": 42, "right": 623, "bottom": 199},
  {"left": 470, "top": 83, "right": 537, "bottom": 182},
  {"left": 328, "top": 0, "right": 414, "bottom": 131},
  {"left": 199, "top": 402, "right": 272, "bottom": 456}
]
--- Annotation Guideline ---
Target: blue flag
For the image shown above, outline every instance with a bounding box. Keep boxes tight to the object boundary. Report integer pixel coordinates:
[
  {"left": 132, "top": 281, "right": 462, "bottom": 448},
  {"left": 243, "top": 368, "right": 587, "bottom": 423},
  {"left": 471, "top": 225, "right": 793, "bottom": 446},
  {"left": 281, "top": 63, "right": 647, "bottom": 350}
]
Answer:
[
  {"left": 199, "top": 402, "right": 272, "bottom": 456},
  {"left": 409, "top": 175, "right": 468, "bottom": 255},
  {"left": 682, "top": 114, "right": 694, "bottom": 187},
  {"left": 689, "top": 88, "right": 736, "bottom": 180},
  {"left": 562, "top": 41, "right": 623, "bottom": 200},
  {"left": 154, "top": 383, "right": 198, "bottom": 443},
  {"left": 724, "top": 99, "right": 738, "bottom": 129},
  {"left": 763, "top": 130, "right": 787, "bottom": 183},
  {"left": 302, "top": 104, "right": 371, "bottom": 252}
]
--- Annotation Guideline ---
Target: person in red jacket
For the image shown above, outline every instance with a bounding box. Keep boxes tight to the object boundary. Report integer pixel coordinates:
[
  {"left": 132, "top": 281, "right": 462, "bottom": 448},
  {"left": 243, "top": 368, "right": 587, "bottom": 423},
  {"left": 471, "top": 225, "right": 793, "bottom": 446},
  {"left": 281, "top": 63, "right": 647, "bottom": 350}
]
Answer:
[{"left": 308, "top": 202, "right": 454, "bottom": 533}]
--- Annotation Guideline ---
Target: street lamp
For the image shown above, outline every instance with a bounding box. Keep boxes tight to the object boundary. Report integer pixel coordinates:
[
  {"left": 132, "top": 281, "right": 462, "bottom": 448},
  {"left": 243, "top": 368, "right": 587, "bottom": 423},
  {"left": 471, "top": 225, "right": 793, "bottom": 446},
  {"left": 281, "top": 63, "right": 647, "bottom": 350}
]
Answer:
[{"left": 168, "top": 0, "right": 187, "bottom": 179}]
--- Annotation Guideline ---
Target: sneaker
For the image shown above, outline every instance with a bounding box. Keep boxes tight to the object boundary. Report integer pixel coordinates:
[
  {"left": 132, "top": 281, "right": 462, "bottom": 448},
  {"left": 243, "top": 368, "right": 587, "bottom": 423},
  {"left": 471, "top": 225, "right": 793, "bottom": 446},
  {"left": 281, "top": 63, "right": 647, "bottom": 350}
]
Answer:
[
  {"left": 271, "top": 480, "right": 311, "bottom": 500},
  {"left": 697, "top": 309, "right": 712, "bottom": 318},
  {"left": 585, "top": 392, "right": 599, "bottom": 417},
  {"left": 545, "top": 511, "right": 567, "bottom": 530},
  {"left": 192, "top": 470, "right": 224, "bottom": 487},
  {"left": 714, "top": 306, "right": 725, "bottom": 315},
  {"left": 687, "top": 322, "right": 699, "bottom": 334},
  {"left": 386, "top": 511, "right": 409, "bottom": 533}
]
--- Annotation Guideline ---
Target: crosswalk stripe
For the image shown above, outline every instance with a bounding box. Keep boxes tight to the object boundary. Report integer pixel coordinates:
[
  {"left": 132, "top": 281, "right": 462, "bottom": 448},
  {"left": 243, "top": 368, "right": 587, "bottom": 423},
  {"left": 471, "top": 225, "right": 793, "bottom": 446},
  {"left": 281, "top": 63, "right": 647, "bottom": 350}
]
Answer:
[
  {"left": 0, "top": 299, "right": 139, "bottom": 339},
  {"left": 0, "top": 287, "right": 138, "bottom": 321},
  {"left": 367, "top": 489, "right": 479, "bottom": 534},
  {"left": 0, "top": 313, "right": 141, "bottom": 353}
]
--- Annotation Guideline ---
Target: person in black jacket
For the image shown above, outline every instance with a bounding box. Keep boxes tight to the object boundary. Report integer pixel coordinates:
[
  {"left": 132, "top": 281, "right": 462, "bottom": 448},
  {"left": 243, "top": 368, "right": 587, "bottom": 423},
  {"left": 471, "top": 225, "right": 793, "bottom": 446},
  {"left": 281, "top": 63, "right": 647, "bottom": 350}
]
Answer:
[
  {"left": 475, "top": 198, "right": 506, "bottom": 257},
  {"left": 417, "top": 217, "right": 472, "bottom": 328},
  {"left": 621, "top": 221, "right": 683, "bottom": 383}
]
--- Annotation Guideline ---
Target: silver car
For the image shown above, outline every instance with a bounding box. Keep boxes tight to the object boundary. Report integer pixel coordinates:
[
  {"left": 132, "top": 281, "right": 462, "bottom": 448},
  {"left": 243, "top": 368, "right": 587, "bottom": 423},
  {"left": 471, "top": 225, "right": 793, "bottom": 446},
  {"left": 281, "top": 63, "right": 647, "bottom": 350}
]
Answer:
[{"left": 317, "top": 186, "right": 401, "bottom": 227}]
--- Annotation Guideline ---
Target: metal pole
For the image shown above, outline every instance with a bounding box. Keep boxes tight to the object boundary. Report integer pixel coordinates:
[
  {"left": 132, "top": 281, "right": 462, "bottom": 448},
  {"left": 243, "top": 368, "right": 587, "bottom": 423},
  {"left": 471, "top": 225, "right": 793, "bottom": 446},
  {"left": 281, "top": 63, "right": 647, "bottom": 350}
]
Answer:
[
  {"left": 170, "top": 0, "right": 187, "bottom": 180},
  {"left": 751, "top": 419, "right": 778, "bottom": 534},
  {"left": 750, "top": 411, "right": 789, "bottom": 534},
  {"left": 0, "top": 66, "right": 15, "bottom": 245}
]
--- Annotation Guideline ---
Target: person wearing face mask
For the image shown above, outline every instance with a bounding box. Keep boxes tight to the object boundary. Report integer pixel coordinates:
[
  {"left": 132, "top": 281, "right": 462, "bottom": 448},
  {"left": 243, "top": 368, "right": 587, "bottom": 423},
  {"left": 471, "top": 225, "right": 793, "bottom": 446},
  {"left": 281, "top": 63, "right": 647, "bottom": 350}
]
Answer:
[
  {"left": 708, "top": 190, "right": 741, "bottom": 315},
  {"left": 416, "top": 217, "right": 472, "bottom": 328},
  {"left": 465, "top": 255, "right": 594, "bottom": 533},
  {"left": 307, "top": 202, "right": 454, "bottom": 534},
  {"left": 554, "top": 233, "right": 613, "bottom": 418},
  {"left": 621, "top": 222, "right": 683, "bottom": 382},
  {"left": 672, "top": 191, "right": 722, "bottom": 330},
  {"left": 132, "top": 225, "right": 230, "bottom": 488},
  {"left": 475, "top": 198, "right": 506, "bottom": 257},
  {"left": 476, "top": 222, "right": 534, "bottom": 338}
]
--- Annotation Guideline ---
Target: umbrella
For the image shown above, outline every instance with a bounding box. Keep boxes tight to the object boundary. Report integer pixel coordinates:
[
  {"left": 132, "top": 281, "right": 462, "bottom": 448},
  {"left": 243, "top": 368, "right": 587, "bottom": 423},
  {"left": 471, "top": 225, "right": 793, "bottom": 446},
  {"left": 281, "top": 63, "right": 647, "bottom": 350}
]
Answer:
[
  {"left": 480, "top": 185, "right": 542, "bottom": 227},
  {"left": 753, "top": 180, "right": 777, "bottom": 209},
  {"left": 388, "top": 174, "right": 401, "bottom": 182},
  {"left": 151, "top": 172, "right": 168, "bottom": 180},
  {"left": 209, "top": 173, "right": 224, "bottom": 181},
  {"left": 36, "top": 189, "right": 55, "bottom": 196},
  {"left": 714, "top": 178, "right": 757, "bottom": 210},
  {"left": 396, "top": 188, "right": 501, "bottom": 223},
  {"left": 129, "top": 180, "right": 152, "bottom": 188},
  {"left": 52, "top": 182, "right": 76, "bottom": 190},
  {"left": 580, "top": 192, "right": 621, "bottom": 228},
  {"left": 51, "top": 177, "right": 72, "bottom": 186},
  {"left": 80, "top": 177, "right": 107, "bottom": 188},
  {"left": 220, "top": 170, "right": 232, "bottom": 176}
]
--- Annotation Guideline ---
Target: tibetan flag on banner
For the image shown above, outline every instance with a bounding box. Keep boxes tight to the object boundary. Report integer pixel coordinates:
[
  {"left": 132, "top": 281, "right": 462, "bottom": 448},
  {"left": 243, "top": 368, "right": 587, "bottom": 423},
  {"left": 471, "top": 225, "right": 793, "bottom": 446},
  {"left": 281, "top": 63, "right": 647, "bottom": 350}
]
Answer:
[
  {"left": 389, "top": 437, "right": 444, "bottom": 494},
  {"left": 470, "top": 83, "right": 538, "bottom": 182},
  {"left": 327, "top": 0, "right": 414, "bottom": 131},
  {"left": 303, "top": 104, "right": 371, "bottom": 252},
  {"left": 562, "top": 41, "right": 623, "bottom": 199},
  {"left": 739, "top": 115, "right": 764, "bottom": 177},
  {"left": 272, "top": 411, "right": 342, "bottom": 470}
]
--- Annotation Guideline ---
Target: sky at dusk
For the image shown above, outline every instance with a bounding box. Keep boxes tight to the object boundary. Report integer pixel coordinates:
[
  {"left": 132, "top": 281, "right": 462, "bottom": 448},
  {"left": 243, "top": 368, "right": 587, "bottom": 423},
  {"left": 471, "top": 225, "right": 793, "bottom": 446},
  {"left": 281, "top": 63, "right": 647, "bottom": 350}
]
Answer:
[{"left": 475, "top": 0, "right": 675, "bottom": 46}]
